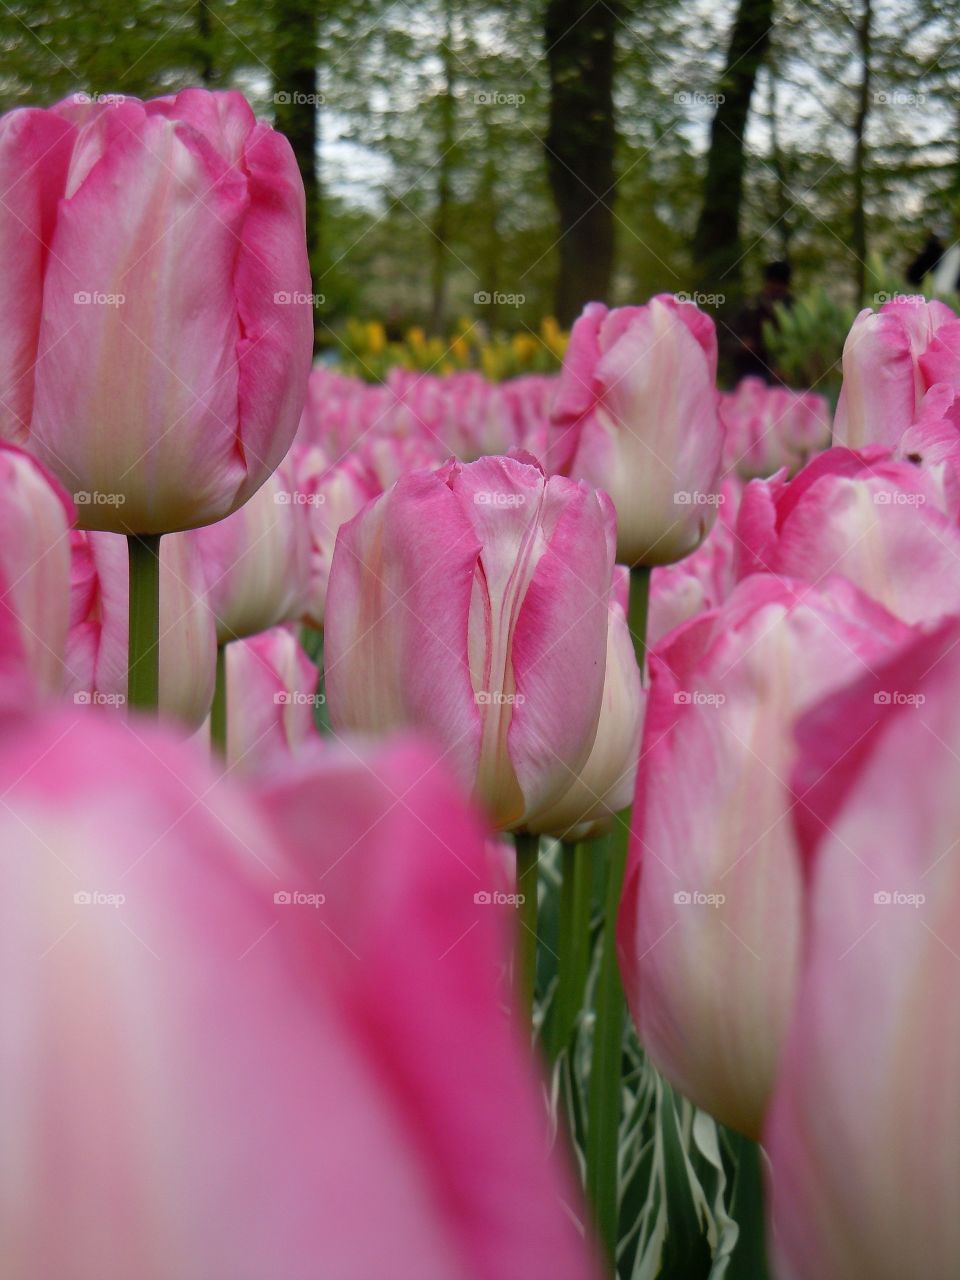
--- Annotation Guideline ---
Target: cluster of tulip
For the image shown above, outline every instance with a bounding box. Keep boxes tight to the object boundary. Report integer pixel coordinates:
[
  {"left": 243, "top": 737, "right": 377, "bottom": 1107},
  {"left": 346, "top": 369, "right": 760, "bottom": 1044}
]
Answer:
[{"left": 2, "top": 81, "right": 958, "bottom": 1280}]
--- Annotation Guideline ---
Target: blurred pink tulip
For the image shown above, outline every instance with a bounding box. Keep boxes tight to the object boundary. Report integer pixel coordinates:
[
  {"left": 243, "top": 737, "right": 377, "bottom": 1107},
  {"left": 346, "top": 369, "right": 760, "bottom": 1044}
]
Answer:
[
  {"left": 617, "top": 575, "right": 912, "bottom": 1138},
  {"left": 833, "top": 297, "right": 960, "bottom": 449},
  {"left": 527, "top": 567, "right": 644, "bottom": 840},
  {"left": 66, "top": 529, "right": 216, "bottom": 727},
  {"left": 735, "top": 445, "right": 960, "bottom": 625},
  {"left": 0, "top": 444, "right": 73, "bottom": 698},
  {"left": 187, "top": 452, "right": 313, "bottom": 643},
  {"left": 648, "top": 475, "right": 742, "bottom": 648},
  {"left": 0, "top": 89, "right": 312, "bottom": 535},
  {"left": 719, "top": 377, "right": 831, "bottom": 479},
  {"left": 325, "top": 452, "right": 615, "bottom": 830},
  {"left": 0, "top": 711, "right": 597, "bottom": 1279},
  {"left": 226, "top": 625, "right": 321, "bottom": 770},
  {"left": 547, "top": 297, "right": 724, "bottom": 565},
  {"left": 766, "top": 622, "right": 960, "bottom": 1280}
]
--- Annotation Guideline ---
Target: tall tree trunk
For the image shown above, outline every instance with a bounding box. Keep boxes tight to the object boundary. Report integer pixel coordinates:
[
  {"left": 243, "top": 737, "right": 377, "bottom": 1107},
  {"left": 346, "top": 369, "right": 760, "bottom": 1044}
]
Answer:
[
  {"left": 766, "top": 66, "right": 792, "bottom": 260},
  {"left": 691, "top": 0, "right": 775, "bottom": 300},
  {"left": 544, "top": 0, "right": 619, "bottom": 326},
  {"left": 197, "top": 0, "right": 215, "bottom": 86},
  {"left": 272, "top": 0, "right": 320, "bottom": 278},
  {"left": 479, "top": 114, "right": 502, "bottom": 330},
  {"left": 429, "top": 0, "right": 456, "bottom": 335},
  {"left": 851, "top": 0, "right": 872, "bottom": 302}
]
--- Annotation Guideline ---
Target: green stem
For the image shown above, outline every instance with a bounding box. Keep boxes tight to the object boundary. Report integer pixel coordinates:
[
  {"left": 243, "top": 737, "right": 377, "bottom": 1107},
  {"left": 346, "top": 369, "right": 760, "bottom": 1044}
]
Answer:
[
  {"left": 551, "top": 841, "right": 593, "bottom": 1058},
  {"left": 127, "top": 534, "right": 161, "bottom": 713},
  {"left": 211, "top": 642, "right": 227, "bottom": 755},
  {"left": 586, "top": 827, "right": 628, "bottom": 1267},
  {"left": 628, "top": 563, "right": 652, "bottom": 677},
  {"left": 727, "top": 1133, "right": 771, "bottom": 1279},
  {"left": 514, "top": 832, "right": 540, "bottom": 1022}
]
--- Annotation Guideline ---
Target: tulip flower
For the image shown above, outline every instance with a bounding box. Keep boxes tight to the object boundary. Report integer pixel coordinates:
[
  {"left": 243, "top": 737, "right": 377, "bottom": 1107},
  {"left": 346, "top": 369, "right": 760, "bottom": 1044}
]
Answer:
[
  {"left": 719, "top": 377, "right": 831, "bottom": 479},
  {"left": 0, "top": 711, "right": 598, "bottom": 1278},
  {"left": 833, "top": 297, "right": 960, "bottom": 450},
  {"left": 617, "top": 574, "right": 912, "bottom": 1138},
  {"left": 66, "top": 530, "right": 216, "bottom": 727},
  {"left": 187, "top": 453, "right": 313, "bottom": 645},
  {"left": 766, "top": 621, "right": 960, "bottom": 1280},
  {"left": 0, "top": 444, "right": 73, "bottom": 699},
  {"left": 325, "top": 452, "right": 615, "bottom": 830},
  {"left": 547, "top": 296, "right": 724, "bottom": 565},
  {"left": 0, "top": 89, "right": 313, "bottom": 536},
  {"left": 226, "top": 625, "right": 321, "bottom": 770},
  {"left": 527, "top": 568, "right": 644, "bottom": 841},
  {"left": 736, "top": 445, "right": 960, "bottom": 626}
]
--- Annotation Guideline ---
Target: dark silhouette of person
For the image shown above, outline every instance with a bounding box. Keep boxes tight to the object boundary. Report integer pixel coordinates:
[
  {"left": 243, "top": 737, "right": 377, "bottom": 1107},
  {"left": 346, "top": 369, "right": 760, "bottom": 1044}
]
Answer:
[
  {"left": 729, "top": 261, "right": 794, "bottom": 384},
  {"left": 907, "top": 231, "right": 945, "bottom": 287}
]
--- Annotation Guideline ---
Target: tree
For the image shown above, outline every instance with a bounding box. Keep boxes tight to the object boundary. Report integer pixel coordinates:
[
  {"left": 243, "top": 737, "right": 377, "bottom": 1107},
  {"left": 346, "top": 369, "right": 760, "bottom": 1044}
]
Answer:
[{"left": 272, "top": 0, "right": 321, "bottom": 273}]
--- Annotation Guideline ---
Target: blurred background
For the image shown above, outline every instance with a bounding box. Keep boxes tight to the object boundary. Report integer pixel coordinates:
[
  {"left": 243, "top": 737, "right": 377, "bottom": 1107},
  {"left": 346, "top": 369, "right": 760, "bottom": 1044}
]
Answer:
[{"left": 3, "top": 0, "right": 958, "bottom": 386}]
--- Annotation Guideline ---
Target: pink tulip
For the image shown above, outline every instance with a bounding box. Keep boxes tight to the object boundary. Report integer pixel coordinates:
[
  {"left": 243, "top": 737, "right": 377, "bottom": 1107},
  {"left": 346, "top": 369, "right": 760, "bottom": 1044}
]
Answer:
[
  {"left": 617, "top": 575, "right": 912, "bottom": 1138},
  {"left": 0, "top": 444, "right": 73, "bottom": 698},
  {"left": 226, "top": 625, "right": 321, "bottom": 770},
  {"left": 719, "top": 377, "right": 831, "bottom": 479},
  {"left": 0, "top": 711, "right": 597, "bottom": 1278},
  {"left": 648, "top": 474, "right": 742, "bottom": 649},
  {"left": 766, "top": 621, "right": 960, "bottom": 1279},
  {"left": 186, "top": 452, "right": 313, "bottom": 643},
  {"left": 527, "top": 567, "right": 644, "bottom": 840},
  {"left": 833, "top": 297, "right": 960, "bottom": 449},
  {"left": 0, "top": 89, "right": 312, "bottom": 535},
  {"left": 66, "top": 529, "right": 216, "bottom": 727},
  {"left": 547, "top": 297, "right": 724, "bottom": 565},
  {"left": 296, "top": 366, "right": 394, "bottom": 456},
  {"left": 325, "top": 452, "right": 615, "bottom": 830},
  {"left": 735, "top": 445, "right": 960, "bottom": 625}
]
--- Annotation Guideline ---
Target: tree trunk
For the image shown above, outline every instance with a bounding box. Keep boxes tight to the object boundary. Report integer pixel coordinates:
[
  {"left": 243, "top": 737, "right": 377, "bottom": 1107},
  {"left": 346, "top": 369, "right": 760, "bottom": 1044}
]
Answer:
[
  {"left": 691, "top": 0, "right": 775, "bottom": 300},
  {"left": 272, "top": 0, "right": 321, "bottom": 276},
  {"left": 197, "top": 0, "right": 215, "bottom": 86},
  {"left": 544, "top": 0, "right": 619, "bottom": 326},
  {"left": 851, "top": 0, "right": 872, "bottom": 303},
  {"left": 766, "top": 66, "right": 792, "bottom": 260},
  {"left": 429, "top": 1, "right": 456, "bottom": 334}
]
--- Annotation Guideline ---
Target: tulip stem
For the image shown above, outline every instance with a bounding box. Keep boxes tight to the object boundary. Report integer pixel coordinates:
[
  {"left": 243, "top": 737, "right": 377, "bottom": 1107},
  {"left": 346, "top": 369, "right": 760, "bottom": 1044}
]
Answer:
[
  {"left": 514, "top": 832, "right": 540, "bottom": 1023},
  {"left": 211, "top": 642, "right": 227, "bottom": 755},
  {"left": 551, "top": 841, "right": 593, "bottom": 1058},
  {"left": 586, "top": 826, "right": 628, "bottom": 1267},
  {"left": 127, "top": 534, "right": 161, "bottom": 713},
  {"left": 728, "top": 1133, "right": 771, "bottom": 1279},
  {"left": 628, "top": 564, "right": 652, "bottom": 676}
]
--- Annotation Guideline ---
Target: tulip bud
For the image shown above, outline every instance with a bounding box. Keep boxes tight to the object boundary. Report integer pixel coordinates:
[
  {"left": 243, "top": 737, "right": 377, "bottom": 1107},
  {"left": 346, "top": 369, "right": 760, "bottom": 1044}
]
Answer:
[
  {"left": 547, "top": 296, "right": 724, "bottom": 565},
  {"left": 1, "top": 89, "right": 312, "bottom": 534},
  {"left": 325, "top": 452, "right": 615, "bottom": 830},
  {"left": 767, "top": 621, "right": 960, "bottom": 1280},
  {"left": 66, "top": 530, "right": 216, "bottom": 727},
  {"left": 527, "top": 568, "right": 644, "bottom": 840},
  {"left": 720, "top": 377, "right": 831, "bottom": 479},
  {"left": 186, "top": 453, "right": 313, "bottom": 644},
  {"left": 226, "top": 626, "right": 321, "bottom": 771},
  {"left": 617, "top": 575, "right": 912, "bottom": 1137},
  {"left": 0, "top": 444, "right": 73, "bottom": 700}
]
